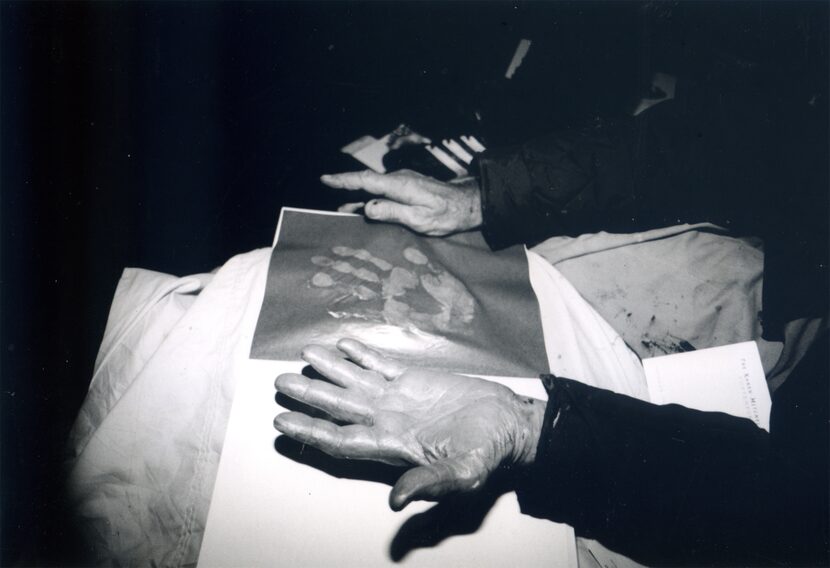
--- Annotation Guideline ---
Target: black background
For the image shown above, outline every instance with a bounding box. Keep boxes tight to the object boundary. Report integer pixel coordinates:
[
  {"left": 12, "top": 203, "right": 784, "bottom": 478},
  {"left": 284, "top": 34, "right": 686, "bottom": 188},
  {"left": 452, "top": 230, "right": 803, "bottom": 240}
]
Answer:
[{"left": 1, "top": 2, "right": 826, "bottom": 564}]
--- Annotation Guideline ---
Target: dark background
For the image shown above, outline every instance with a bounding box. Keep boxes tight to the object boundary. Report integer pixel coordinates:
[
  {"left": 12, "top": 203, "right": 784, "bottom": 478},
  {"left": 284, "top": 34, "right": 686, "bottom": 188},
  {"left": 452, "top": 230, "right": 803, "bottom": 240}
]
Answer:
[{"left": 1, "top": 1, "right": 826, "bottom": 564}]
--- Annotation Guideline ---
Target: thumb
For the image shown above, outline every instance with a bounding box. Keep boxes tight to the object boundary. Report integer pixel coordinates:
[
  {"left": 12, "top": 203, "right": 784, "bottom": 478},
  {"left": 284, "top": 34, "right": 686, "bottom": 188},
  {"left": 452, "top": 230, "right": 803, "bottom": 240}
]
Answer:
[
  {"left": 365, "top": 200, "right": 421, "bottom": 229},
  {"left": 389, "top": 455, "right": 489, "bottom": 511}
]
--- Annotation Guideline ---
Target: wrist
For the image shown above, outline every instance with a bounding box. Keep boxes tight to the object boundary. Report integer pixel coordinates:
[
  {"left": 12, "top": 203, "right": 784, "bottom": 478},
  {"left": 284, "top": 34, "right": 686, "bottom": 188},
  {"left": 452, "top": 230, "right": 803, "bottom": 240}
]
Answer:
[
  {"left": 455, "top": 177, "right": 483, "bottom": 231},
  {"left": 509, "top": 395, "right": 546, "bottom": 467}
]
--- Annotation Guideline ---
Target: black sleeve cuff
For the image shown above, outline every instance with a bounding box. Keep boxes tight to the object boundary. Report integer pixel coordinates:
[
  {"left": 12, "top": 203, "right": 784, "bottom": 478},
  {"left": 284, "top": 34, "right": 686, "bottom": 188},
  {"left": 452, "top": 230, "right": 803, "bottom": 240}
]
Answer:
[
  {"left": 475, "top": 119, "right": 644, "bottom": 251},
  {"left": 478, "top": 147, "right": 548, "bottom": 250}
]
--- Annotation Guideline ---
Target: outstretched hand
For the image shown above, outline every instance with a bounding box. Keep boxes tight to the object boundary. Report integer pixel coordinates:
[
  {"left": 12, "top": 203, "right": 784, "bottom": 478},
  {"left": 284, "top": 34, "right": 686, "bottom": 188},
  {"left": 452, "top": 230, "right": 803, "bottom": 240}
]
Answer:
[
  {"left": 321, "top": 169, "right": 483, "bottom": 236},
  {"left": 274, "top": 339, "right": 544, "bottom": 511}
]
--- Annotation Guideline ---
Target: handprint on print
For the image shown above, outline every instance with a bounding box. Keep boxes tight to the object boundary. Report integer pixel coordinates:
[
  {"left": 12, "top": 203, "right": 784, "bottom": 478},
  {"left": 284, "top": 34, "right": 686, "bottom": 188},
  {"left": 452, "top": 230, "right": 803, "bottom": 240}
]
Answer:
[{"left": 309, "top": 245, "right": 475, "bottom": 334}]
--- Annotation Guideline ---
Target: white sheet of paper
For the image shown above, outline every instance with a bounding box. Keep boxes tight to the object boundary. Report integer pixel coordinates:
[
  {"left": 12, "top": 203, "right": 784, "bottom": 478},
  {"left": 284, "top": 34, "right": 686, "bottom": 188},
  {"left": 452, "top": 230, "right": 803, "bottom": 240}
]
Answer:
[
  {"left": 643, "top": 341, "right": 771, "bottom": 431},
  {"left": 341, "top": 134, "right": 392, "bottom": 173},
  {"left": 197, "top": 358, "right": 576, "bottom": 567}
]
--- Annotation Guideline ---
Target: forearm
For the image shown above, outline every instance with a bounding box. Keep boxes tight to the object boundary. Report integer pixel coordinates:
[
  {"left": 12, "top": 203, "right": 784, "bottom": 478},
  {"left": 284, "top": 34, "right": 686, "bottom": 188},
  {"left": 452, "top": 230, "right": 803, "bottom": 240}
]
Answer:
[
  {"left": 515, "top": 376, "right": 824, "bottom": 567},
  {"left": 474, "top": 90, "right": 768, "bottom": 250},
  {"left": 475, "top": 116, "right": 649, "bottom": 250}
]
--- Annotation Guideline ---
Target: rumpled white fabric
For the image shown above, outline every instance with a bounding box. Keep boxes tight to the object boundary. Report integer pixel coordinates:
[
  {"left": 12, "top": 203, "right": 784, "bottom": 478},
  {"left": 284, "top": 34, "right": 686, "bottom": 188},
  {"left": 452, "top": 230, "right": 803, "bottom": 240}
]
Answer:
[
  {"left": 66, "top": 225, "right": 775, "bottom": 567},
  {"left": 67, "top": 252, "right": 268, "bottom": 567},
  {"left": 533, "top": 223, "right": 780, "bottom": 368}
]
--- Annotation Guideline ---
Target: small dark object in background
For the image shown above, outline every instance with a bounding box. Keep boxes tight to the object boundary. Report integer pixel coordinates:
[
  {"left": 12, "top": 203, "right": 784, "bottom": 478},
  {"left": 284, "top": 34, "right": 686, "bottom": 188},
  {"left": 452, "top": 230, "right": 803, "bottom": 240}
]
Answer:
[{"left": 383, "top": 143, "right": 457, "bottom": 181}]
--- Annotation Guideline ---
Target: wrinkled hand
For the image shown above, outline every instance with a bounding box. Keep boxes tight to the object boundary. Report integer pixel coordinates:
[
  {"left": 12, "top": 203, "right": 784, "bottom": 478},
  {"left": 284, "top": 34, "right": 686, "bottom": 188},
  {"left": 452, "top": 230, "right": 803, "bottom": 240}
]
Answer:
[
  {"left": 321, "top": 169, "right": 483, "bottom": 236},
  {"left": 274, "top": 339, "right": 544, "bottom": 511}
]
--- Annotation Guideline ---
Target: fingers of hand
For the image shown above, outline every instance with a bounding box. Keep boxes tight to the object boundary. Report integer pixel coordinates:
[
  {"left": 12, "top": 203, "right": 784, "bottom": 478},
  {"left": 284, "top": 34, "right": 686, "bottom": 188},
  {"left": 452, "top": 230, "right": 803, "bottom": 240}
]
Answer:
[
  {"left": 336, "top": 338, "right": 405, "bottom": 380},
  {"left": 364, "top": 200, "right": 433, "bottom": 232},
  {"left": 273, "top": 412, "right": 380, "bottom": 460},
  {"left": 321, "top": 170, "right": 421, "bottom": 204},
  {"left": 320, "top": 171, "right": 367, "bottom": 189},
  {"left": 389, "top": 456, "right": 487, "bottom": 511},
  {"left": 337, "top": 202, "right": 365, "bottom": 213},
  {"left": 301, "top": 344, "right": 384, "bottom": 391},
  {"left": 275, "top": 373, "right": 374, "bottom": 425}
]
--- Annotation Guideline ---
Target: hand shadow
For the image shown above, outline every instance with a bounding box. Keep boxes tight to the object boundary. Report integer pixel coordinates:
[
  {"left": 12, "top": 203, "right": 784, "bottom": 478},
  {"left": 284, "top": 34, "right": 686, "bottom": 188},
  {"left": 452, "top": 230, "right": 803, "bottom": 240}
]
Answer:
[
  {"left": 273, "top": 435, "right": 405, "bottom": 486},
  {"left": 389, "top": 475, "right": 511, "bottom": 562}
]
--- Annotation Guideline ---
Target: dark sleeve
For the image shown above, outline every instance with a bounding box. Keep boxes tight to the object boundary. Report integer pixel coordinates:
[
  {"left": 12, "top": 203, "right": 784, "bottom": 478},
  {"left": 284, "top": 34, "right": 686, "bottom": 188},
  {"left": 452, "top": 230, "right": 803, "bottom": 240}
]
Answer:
[
  {"left": 757, "top": 95, "right": 829, "bottom": 340},
  {"left": 476, "top": 82, "right": 778, "bottom": 251},
  {"left": 477, "top": 83, "right": 828, "bottom": 338},
  {"left": 477, "top": 115, "right": 655, "bottom": 250},
  {"left": 516, "top": 334, "right": 829, "bottom": 567}
]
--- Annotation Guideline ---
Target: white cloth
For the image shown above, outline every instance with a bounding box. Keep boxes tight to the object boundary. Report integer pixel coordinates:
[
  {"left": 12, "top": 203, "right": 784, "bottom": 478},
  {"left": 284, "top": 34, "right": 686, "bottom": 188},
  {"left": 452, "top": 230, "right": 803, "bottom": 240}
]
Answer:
[
  {"left": 67, "top": 250, "right": 269, "bottom": 567},
  {"left": 533, "top": 224, "right": 782, "bottom": 371}
]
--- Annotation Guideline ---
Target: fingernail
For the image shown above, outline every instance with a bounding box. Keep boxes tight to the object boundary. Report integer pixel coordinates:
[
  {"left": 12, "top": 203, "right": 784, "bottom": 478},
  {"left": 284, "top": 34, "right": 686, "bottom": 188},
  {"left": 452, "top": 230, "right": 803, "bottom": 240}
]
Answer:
[
  {"left": 320, "top": 174, "right": 332, "bottom": 181},
  {"left": 274, "top": 373, "right": 291, "bottom": 389},
  {"left": 389, "top": 492, "right": 408, "bottom": 512},
  {"left": 300, "top": 344, "right": 323, "bottom": 362}
]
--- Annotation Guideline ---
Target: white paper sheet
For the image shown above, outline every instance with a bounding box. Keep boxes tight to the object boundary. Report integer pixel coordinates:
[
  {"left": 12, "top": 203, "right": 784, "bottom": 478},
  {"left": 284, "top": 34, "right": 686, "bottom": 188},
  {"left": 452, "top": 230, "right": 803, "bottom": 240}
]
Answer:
[
  {"left": 197, "top": 359, "right": 577, "bottom": 568},
  {"left": 644, "top": 341, "right": 771, "bottom": 431}
]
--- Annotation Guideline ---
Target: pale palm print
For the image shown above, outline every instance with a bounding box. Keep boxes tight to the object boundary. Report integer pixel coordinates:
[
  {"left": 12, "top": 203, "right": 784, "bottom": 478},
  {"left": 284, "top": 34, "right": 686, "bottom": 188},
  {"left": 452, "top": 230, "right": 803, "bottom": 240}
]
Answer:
[{"left": 309, "top": 245, "right": 475, "bottom": 334}]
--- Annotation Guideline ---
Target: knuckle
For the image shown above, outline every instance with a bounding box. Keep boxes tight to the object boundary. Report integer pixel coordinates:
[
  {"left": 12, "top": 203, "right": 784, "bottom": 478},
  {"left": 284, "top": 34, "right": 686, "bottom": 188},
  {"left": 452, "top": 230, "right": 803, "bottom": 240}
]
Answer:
[
  {"left": 328, "top": 443, "right": 346, "bottom": 459},
  {"left": 369, "top": 201, "right": 391, "bottom": 219},
  {"left": 359, "top": 169, "right": 378, "bottom": 185},
  {"left": 417, "top": 216, "right": 444, "bottom": 235}
]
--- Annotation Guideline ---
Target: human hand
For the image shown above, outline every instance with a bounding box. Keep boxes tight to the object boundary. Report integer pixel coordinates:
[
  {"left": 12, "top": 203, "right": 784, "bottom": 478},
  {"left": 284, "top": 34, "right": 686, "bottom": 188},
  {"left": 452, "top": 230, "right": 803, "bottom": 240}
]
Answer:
[
  {"left": 274, "top": 339, "right": 544, "bottom": 511},
  {"left": 321, "top": 169, "right": 483, "bottom": 236}
]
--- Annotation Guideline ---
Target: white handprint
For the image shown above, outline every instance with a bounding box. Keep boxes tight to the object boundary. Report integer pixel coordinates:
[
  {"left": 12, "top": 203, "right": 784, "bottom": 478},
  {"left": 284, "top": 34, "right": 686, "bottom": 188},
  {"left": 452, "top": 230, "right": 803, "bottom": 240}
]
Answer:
[{"left": 309, "top": 246, "right": 475, "bottom": 334}]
